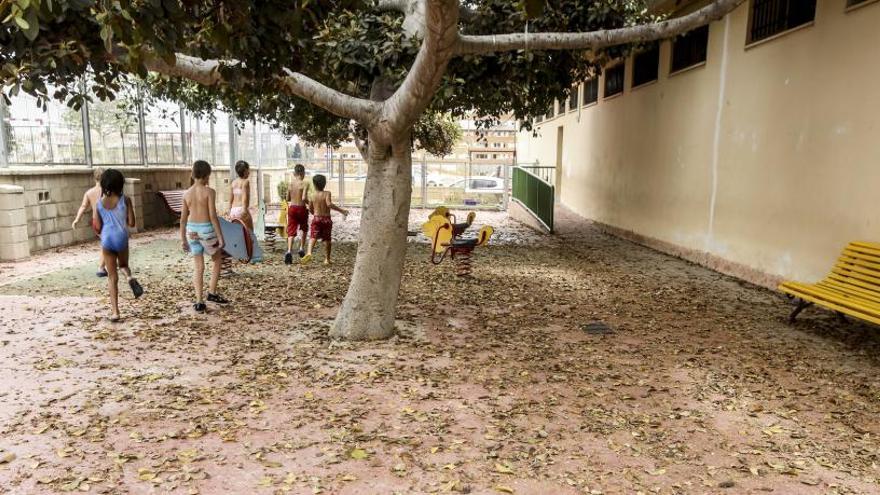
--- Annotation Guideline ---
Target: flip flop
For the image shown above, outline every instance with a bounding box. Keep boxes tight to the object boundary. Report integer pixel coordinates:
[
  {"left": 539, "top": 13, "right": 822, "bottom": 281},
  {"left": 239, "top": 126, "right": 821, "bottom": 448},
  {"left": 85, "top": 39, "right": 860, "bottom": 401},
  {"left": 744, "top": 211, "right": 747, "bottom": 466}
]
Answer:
[
  {"left": 96, "top": 268, "right": 108, "bottom": 278},
  {"left": 300, "top": 254, "right": 312, "bottom": 264},
  {"left": 109, "top": 315, "right": 121, "bottom": 323},
  {"left": 129, "top": 278, "right": 144, "bottom": 299}
]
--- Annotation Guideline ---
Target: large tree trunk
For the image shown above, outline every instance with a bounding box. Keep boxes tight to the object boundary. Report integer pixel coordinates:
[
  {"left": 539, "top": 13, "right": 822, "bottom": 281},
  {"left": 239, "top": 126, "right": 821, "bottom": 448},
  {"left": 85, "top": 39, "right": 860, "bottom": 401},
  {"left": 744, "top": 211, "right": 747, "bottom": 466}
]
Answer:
[{"left": 330, "top": 133, "right": 412, "bottom": 340}]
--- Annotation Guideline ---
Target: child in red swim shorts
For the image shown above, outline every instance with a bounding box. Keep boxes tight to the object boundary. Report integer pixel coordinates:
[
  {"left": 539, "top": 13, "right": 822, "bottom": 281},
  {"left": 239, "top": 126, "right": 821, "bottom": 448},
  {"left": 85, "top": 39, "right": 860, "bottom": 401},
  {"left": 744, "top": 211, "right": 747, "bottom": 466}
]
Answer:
[
  {"left": 284, "top": 164, "right": 311, "bottom": 264},
  {"left": 301, "top": 174, "right": 348, "bottom": 265}
]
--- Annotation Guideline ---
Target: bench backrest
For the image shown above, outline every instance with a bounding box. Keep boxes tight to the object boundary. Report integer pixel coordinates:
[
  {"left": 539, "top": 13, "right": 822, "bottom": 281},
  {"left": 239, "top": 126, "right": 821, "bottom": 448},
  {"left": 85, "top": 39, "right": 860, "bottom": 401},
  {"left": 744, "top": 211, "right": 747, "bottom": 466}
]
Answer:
[
  {"left": 828, "top": 241, "right": 880, "bottom": 297},
  {"left": 157, "top": 190, "right": 186, "bottom": 216},
  {"left": 265, "top": 202, "right": 283, "bottom": 219}
]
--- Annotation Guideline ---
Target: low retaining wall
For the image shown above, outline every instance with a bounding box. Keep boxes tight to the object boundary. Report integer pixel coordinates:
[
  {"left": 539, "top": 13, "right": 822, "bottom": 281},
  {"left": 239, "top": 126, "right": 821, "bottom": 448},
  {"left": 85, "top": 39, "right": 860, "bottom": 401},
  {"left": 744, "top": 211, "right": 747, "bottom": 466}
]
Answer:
[
  {"left": 0, "top": 165, "right": 294, "bottom": 260},
  {"left": 508, "top": 199, "right": 551, "bottom": 234},
  {"left": 0, "top": 167, "right": 194, "bottom": 259}
]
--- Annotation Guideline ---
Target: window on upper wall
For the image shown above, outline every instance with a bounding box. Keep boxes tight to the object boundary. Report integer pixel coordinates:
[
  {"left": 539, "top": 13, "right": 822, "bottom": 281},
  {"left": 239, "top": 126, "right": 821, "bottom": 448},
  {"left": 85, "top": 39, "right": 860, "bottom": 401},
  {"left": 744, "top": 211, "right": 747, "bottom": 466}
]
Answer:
[
  {"left": 567, "top": 86, "right": 579, "bottom": 111},
  {"left": 748, "top": 0, "right": 816, "bottom": 44},
  {"left": 604, "top": 64, "right": 625, "bottom": 98},
  {"left": 583, "top": 77, "right": 599, "bottom": 106},
  {"left": 671, "top": 25, "right": 709, "bottom": 74},
  {"left": 632, "top": 44, "right": 660, "bottom": 88}
]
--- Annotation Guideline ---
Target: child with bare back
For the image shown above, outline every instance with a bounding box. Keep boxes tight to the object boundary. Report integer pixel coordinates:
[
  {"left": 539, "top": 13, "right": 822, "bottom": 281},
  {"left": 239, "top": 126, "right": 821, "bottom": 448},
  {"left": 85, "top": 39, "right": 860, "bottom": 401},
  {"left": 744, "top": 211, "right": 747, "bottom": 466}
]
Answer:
[
  {"left": 72, "top": 167, "right": 107, "bottom": 277},
  {"left": 284, "top": 164, "right": 311, "bottom": 265},
  {"left": 91, "top": 169, "right": 143, "bottom": 322},
  {"left": 181, "top": 160, "right": 228, "bottom": 313},
  {"left": 301, "top": 174, "right": 348, "bottom": 265}
]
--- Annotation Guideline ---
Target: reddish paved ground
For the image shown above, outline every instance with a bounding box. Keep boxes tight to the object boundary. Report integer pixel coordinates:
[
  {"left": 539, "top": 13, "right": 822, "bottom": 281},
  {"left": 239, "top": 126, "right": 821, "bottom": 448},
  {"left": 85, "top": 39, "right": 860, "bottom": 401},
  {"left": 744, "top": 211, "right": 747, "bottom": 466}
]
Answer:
[{"left": 1, "top": 208, "right": 879, "bottom": 494}]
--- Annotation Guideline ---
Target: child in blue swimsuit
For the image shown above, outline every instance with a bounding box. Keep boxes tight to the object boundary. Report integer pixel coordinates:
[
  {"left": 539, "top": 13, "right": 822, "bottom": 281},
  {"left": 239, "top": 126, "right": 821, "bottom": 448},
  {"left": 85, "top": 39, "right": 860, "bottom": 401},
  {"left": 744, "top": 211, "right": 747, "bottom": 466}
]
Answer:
[{"left": 93, "top": 169, "right": 144, "bottom": 321}]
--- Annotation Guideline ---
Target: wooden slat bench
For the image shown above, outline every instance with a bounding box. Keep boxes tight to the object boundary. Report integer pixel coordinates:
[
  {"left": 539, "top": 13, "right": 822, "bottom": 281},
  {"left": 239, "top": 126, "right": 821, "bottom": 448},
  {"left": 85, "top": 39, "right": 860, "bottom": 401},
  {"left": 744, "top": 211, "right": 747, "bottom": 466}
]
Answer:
[
  {"left": 157, "top": 190, "right": 185, "bottom": 217},
  {"left": 779, "top": 241, "right": 880, "bottom": 325}
]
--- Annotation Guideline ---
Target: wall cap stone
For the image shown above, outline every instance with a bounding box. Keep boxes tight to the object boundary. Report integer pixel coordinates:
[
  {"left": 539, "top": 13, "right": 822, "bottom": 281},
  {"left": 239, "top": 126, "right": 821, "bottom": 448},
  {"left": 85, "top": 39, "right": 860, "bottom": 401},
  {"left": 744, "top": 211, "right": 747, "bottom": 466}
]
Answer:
[
  {"left": 0, "top": 166, "right": 192, "bottom": 177},
  {"left": 0, "top": 184, "right": 25, "bottom": 194}
]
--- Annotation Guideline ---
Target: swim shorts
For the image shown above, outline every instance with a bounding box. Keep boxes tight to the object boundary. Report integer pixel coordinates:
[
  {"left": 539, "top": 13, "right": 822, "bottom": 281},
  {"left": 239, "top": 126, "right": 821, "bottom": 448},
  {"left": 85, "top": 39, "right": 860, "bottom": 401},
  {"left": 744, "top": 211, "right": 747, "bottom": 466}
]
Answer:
[
  {"left": 310, "top": 215, "right": 333, "bottom": 242},
  {"left": 287, "top": 204, "right": 309, "bottom": 236},
  {"left": 186, "top": 221, "right": 220, "bottom": 256}
]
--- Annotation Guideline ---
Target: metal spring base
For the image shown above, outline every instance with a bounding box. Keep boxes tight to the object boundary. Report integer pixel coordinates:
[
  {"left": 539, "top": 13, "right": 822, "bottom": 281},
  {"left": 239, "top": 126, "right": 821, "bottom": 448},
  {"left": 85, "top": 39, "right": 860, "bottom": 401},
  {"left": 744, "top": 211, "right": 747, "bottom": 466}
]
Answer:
[
  {"left": 264, "top": 228, "right": 278, "bottom": 251},
  {"left": 451, "top": 248, "right": 474, "bottom": 277},
  {"left": 220, "top": 254, "right": 235, "bottom": 277}
]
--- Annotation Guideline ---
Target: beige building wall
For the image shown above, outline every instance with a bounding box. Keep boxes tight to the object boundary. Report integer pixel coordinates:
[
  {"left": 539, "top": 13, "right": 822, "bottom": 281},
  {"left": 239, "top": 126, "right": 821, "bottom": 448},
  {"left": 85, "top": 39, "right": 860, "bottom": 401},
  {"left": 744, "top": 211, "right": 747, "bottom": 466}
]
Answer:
[{"left": 518, "top": 0, "right": 880, "bottom": 288}]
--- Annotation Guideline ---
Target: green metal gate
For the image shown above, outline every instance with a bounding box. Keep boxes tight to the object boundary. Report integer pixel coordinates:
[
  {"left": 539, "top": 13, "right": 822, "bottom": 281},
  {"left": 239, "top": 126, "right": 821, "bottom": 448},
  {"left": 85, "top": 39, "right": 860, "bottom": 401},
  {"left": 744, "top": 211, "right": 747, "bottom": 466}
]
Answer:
[{"left": 511, "top": 166, "right": 555, "bottom": 232}]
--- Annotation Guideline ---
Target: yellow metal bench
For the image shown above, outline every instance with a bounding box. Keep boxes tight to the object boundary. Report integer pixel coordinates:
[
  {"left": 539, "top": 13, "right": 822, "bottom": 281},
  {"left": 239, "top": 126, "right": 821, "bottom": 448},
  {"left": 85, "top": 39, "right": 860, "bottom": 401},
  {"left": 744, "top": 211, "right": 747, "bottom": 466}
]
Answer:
[{"left": 779, "top": 241, "right": 880, "bottom": 325}]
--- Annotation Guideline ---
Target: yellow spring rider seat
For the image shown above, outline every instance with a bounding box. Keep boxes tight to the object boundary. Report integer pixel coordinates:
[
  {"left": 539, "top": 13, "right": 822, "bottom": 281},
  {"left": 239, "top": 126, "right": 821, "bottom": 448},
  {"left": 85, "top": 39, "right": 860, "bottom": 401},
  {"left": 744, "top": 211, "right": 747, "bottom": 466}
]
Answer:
[{"left": 422, "top": 208, "right": 493, "bottom": 277}]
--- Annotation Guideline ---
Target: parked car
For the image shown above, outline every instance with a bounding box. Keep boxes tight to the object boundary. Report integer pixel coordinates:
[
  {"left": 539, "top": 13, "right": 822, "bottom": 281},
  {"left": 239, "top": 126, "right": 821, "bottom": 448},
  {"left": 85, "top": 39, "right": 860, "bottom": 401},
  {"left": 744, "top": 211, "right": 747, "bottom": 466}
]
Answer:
[
  {"left": 426, "top": 174, "right": 457, "bottom": 187},
  {"left": 448, "top": 177, "right": 505, "bottom": 193}
]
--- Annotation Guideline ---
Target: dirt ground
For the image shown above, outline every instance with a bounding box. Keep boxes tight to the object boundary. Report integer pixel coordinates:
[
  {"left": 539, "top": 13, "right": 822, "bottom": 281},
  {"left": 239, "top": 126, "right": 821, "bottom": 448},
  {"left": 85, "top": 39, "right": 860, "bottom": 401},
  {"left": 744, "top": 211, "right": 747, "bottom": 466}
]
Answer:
[{"left": 1, "top": 207, "right": 879, "bottom": 495}]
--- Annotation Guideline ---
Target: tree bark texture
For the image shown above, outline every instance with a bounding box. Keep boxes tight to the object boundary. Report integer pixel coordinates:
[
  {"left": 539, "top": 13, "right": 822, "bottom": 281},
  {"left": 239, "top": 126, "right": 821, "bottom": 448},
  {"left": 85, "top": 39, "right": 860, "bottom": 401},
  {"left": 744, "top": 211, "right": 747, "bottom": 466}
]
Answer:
[{"left": 329, "top": 133, "right": 413, "bottom": 340}]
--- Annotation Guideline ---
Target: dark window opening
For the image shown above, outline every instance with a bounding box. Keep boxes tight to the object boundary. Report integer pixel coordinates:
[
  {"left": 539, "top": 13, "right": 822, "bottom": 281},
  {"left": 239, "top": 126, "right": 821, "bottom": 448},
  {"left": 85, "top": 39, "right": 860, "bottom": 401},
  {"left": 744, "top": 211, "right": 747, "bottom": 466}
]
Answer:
[
  {"left": 604, "top": 64, "right": 625, "bottom": 98},
  {"left": 671, "top": 25, "right": 709, "bottom": 73},
  {"left": 632, "top": 45, "right": 660, "bottom": 88},
  {"left": 567, "top": 87, "right": 579, "bottom": 111},
  {"left": 583, "top": 77, "right": 599, "bottom": 106},
  {"left": 749, "top": 0, "right": 816, "bottom": 44}
]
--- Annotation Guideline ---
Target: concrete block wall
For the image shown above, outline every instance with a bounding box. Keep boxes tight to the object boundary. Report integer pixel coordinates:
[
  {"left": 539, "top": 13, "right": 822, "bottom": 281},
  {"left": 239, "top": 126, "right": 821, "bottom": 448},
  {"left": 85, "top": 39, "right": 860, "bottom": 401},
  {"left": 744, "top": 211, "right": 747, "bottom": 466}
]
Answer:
[
  {"left": 0, "top": 184, "right": 29, "bottom": 260},
  {"left": 0, "top": 165, "right": 290, "bottom": 257},
  {"left": 0, "top": 166, "right": 192, "bottom": 255}
]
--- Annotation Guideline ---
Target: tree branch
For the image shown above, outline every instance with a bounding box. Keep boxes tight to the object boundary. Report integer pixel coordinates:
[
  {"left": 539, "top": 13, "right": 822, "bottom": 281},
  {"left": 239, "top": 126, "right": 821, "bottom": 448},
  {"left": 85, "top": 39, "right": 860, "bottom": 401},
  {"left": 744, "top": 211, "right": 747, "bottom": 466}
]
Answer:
[
  {"left": 454, "top": 0, "right": 745, "bottom": 55},
  {"left": 142, "top": 53, "right": 225, "bottom": 85},
  {"left": 375, "top": 0, "right": 459, "bottom": 142},
  {"left": 137, "top": 52, "right": 379, "bottom": 124},
  {"left": 376, "top": 0, "right": 409, "bottom": 12},
  {"left": 281, "top": 69, "right": 379, "bottom": 124}
]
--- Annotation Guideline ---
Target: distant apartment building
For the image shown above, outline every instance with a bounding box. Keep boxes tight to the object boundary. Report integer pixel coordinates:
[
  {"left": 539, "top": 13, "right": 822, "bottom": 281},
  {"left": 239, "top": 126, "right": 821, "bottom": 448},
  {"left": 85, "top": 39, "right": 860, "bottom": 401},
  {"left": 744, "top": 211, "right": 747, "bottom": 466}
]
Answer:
[{"left": 306, "top": 116, "right": 518, "bottom": 166}]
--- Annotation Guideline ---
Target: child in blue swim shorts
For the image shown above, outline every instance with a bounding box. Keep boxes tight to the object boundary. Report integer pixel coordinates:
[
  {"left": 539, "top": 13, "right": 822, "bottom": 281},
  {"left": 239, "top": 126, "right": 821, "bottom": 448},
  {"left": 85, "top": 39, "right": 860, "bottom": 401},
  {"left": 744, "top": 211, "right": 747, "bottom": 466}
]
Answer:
[
  {"left": 186, "top": 221, "right": 220, "bottom": 256},
  {"left": 181, "top": 160, "right": 228, "bottom": 313}
]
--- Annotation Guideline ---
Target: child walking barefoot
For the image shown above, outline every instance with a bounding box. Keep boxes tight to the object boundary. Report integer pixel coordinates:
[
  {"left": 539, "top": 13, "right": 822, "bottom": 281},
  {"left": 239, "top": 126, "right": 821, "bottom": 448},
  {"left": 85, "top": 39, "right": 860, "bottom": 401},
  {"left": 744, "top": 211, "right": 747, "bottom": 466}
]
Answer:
[
  {"left": 181, "top": 160, "right": 228, "bottom": 313},
  {"left": 301, "top": 174, "right": 348, "bottom": 265},
  {"left": 92, "top": 169, "right": 143, "bottom": 321}
]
